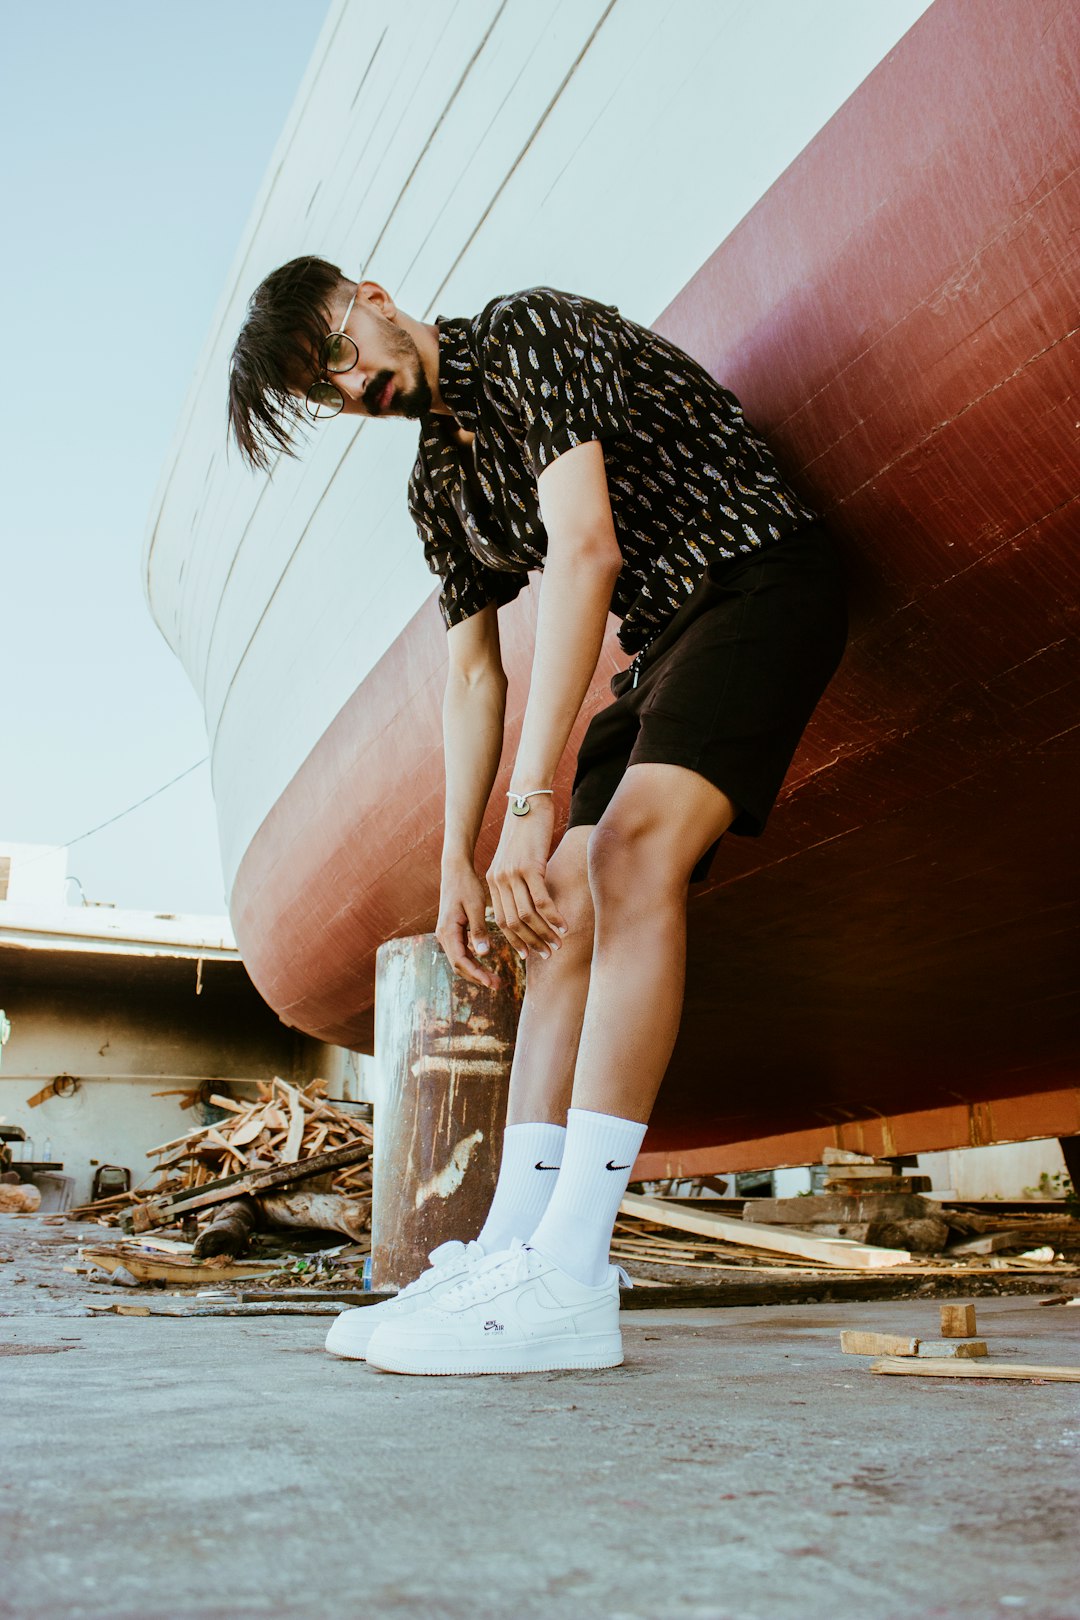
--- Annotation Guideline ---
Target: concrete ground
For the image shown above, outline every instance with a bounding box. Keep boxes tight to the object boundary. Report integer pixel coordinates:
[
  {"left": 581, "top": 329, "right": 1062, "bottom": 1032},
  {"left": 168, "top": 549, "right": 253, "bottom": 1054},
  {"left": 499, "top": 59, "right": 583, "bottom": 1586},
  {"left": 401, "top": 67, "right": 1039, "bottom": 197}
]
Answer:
[{"left": 2, "top": 1216, "right": 1079, "bottom": 1620}]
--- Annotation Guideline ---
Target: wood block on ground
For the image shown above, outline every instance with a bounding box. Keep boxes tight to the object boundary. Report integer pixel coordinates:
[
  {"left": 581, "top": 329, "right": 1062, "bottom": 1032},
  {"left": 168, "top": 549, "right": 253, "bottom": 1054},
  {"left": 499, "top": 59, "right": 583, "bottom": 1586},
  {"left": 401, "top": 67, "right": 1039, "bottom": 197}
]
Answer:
[
  {"left": 871, "top": 1358, "right": 1080, "bottom": 1382},
  {"left": 750, "top": 1194, "right": 934, "bottom": 1227},
  {"left": 865, "top": 1214, "right": 950, "bottom": 1254},
  {"left": 840, "top": 1330, "right": 920, "bottom": 1356},
  {"left": 940, "top": 1302, "right": 978, "bottom": 1336},
  {"left": 917, "top": 1339, "right": 988, "bottom": 1358},
  {"left": 945, "top": 1231, "right": 1030, "bottom": 1257}
]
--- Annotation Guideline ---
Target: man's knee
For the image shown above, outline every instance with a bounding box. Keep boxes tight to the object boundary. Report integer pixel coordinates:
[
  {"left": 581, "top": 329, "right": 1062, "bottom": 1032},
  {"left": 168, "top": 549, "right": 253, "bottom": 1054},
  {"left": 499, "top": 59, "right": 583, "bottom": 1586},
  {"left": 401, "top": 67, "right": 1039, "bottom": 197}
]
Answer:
[
  {"left": 543, "top": 832, "right": 595, "bottom": 955},
  {"left": 586, "top": 811, "right": 689, "bottom": 907}
]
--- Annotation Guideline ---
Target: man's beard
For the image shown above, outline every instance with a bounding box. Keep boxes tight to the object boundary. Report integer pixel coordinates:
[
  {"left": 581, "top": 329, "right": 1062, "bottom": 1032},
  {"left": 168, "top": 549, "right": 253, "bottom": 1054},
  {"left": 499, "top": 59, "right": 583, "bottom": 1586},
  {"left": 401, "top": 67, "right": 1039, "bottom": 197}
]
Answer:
[{"left": 376, "top": 321, "right": 432, "bottom": 420}]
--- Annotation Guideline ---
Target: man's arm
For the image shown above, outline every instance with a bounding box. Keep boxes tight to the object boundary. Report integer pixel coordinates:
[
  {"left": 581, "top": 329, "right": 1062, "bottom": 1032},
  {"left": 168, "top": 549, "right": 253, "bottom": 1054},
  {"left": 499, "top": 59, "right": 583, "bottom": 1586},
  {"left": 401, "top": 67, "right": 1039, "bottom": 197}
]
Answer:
[
  {"left": 436, "top": 601, "right": 508, "bottom": 989},
  {"left": 485, "top": 438, "right": 623, "bottom": 958}
]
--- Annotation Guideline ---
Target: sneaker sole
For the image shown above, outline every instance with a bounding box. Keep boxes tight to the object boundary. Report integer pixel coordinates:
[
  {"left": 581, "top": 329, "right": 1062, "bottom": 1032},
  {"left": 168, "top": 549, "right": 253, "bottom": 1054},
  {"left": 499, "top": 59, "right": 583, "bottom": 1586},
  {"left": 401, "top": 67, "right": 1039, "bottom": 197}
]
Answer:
[
  {"left": 366, "top": 1332, "right": 624, "bottom": 1376},
  {"left": 324, "top": 1341, "right": 371, "bottom": 1360}
]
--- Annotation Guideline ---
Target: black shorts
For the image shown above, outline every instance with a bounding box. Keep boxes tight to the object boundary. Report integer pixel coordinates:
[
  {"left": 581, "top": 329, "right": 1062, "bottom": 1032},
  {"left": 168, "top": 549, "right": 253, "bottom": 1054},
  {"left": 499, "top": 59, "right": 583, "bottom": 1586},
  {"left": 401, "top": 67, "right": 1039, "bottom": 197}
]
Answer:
[{"left": 566, "top": 519, "right": 849, "bottom": 882}]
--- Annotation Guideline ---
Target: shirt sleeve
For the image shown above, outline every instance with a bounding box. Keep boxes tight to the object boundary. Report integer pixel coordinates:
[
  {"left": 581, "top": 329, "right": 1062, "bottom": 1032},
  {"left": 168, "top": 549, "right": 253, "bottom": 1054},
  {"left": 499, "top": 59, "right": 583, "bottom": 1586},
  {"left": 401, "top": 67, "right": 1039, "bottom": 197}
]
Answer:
[
  {"left": 409, "top": 477, "right": 529, "bottom": 632},
  {"left": 485, "top": 288, "right": 632, "bottom": 480}
]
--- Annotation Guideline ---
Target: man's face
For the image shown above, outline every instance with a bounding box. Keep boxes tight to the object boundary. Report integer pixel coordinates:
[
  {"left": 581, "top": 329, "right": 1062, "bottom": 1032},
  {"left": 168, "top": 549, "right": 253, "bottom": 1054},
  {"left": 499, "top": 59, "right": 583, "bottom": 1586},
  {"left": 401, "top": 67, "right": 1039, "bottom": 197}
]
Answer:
[{"left": 298, "top": 281, "right": 433, "bottom": 422}]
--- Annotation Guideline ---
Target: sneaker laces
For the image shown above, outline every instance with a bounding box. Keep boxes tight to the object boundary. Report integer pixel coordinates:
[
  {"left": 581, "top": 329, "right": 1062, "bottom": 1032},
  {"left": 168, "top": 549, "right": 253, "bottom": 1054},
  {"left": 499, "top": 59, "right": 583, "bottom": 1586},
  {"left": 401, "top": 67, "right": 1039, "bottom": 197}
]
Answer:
[
  {"left": 437, "top": 1238, "right": 538, "bottom": 1308},
  {"left": 396, "top": 1238, "right": 485, "bottom": 1298}
]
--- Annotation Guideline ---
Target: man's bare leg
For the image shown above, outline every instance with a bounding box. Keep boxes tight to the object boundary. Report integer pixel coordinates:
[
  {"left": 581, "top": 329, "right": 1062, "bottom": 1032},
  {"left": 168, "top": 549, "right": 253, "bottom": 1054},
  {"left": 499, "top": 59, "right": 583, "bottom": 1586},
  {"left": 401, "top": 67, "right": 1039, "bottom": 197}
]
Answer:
[
  {"left": 523, "top": 764, "right": 738, "bottom": 1283},
  {"left": 502, "top": 825, "right": 595, "bottom": 1125},
  {"left": 474, "top": 827, "right": 595, "bottom": 1252},
  {"left": 572, "top": 762, "right": 739, "bottom": 1120},
  {"left": 479, "top": 767, "right": 735, "bottom": 1257}
]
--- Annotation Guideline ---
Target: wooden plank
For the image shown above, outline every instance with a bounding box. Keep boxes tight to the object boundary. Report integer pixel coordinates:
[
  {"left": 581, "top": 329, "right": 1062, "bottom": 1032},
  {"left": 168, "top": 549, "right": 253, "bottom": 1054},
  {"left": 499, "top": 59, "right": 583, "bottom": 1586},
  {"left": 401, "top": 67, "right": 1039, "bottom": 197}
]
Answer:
[
  {"left": 146, "top": 1124, "right": 213, "bottom": 1157},
  {"left": 871, "top": 1358, "right": 1080, "bottom": 1382},
  {"left": 823, "top": 1176, "right": 931, "bottom": 1194},
  {"left": 282, "top": 1095, "right": 306, "bottom": 1163},
  {"left": 823, "top": 1164, "right": 903, "bottom": 1180},
  {"left": 619, "top": 1194, "right": 912, "bottom": 1269},
  {"left": 840, "top": 1331, "right": 920, "bottom": 1356},
  {"left": 940, "top": 1302, "right": 978, "bottom": 1336},
  {"left": 228, "top": 1113, "right": 270, "bottom": 1148},
  {"left": 917, "top": 1339, "right": 988, "bottom": 1358},
  {"left": 82, "top": 1246, "right": 282, "bottom": 1284}
]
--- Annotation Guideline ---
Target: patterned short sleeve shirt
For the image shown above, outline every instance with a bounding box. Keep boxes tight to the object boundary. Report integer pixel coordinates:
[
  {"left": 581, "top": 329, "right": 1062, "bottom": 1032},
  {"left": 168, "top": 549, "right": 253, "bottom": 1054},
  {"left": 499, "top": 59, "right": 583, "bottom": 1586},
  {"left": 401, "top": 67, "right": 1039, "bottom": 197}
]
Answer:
[{"left": 408, "top": 285, "right": 816, "bottom": 655}]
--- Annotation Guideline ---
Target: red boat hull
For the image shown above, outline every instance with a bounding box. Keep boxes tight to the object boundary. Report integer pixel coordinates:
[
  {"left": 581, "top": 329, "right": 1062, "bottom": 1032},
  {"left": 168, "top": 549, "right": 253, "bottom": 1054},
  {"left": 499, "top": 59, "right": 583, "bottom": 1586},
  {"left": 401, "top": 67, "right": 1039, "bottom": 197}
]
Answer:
[{"left": 232, "top": 0, "right": 1080, "bottom": 1168}]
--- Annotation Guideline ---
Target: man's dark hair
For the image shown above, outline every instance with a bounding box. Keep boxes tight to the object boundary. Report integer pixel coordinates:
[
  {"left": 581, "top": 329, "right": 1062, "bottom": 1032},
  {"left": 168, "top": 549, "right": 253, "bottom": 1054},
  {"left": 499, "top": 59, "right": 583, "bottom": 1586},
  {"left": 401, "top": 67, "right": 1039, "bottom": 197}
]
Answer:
[{"left": 227, "top": 255, "right": 349, "bottom": 472}]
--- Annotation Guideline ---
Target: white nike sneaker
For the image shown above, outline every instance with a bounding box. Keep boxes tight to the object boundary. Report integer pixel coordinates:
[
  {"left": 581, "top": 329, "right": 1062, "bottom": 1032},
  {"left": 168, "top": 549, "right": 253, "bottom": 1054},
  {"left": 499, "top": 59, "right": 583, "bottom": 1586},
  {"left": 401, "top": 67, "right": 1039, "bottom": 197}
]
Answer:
[
  {"left": 364, "top": 1240, "right": 628, "bottom": 1375},
  {"left": 324, "top": 1239, "right": 487, "bottom": 1360}
]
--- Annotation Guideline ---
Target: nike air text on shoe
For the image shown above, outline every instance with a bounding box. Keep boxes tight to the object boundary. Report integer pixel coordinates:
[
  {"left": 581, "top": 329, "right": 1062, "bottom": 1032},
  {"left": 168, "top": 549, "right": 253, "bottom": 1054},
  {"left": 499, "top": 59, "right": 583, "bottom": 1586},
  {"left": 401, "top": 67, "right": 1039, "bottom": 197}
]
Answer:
[
  {"left": 364, "top": 1240, "right": 628, "bottom": 1376},
  {"left": 323, "top": 1239, "right": 486, "bottom": 1360}
]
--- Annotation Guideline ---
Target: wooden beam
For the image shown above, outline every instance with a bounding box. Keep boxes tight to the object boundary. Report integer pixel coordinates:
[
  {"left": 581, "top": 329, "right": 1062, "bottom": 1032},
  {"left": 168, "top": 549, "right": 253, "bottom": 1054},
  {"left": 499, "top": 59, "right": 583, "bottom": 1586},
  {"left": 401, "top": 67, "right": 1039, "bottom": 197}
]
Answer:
[
  {"left": 619, "top": 1193, "right": 912, "bottom": 1269},
  {"left": 871, "top": 1358, "right": 1080, "bottom": 1382},
  {"left": 840, "top": 1331, "right": 920, "bottom": 1356}
]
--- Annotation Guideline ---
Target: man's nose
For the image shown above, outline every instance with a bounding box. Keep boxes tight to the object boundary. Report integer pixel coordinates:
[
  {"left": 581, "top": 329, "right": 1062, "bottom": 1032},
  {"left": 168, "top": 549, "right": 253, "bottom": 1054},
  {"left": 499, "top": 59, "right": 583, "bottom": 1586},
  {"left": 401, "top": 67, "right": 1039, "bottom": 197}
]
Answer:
[{"left": 339, "top": 367, "right": 370, "bottom": 404}]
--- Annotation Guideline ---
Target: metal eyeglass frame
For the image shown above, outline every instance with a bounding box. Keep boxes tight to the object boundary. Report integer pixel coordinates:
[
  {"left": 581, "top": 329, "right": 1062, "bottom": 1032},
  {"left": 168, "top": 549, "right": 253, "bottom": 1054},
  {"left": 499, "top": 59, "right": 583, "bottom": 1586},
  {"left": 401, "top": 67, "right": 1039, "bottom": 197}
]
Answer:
[{"left": 303, "top": 286, "right": 359, "bottom": 421}]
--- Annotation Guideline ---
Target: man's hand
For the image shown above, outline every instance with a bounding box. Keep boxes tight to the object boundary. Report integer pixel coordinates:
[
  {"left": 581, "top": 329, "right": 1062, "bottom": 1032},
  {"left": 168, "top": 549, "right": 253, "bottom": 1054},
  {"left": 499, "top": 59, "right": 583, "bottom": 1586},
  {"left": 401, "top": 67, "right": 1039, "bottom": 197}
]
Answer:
[
  {"left": 486, "top": 797, "right": 567, "bottom": 960},
  {"left": 437, "top": 859, "right": 500, "bottom": 990}
]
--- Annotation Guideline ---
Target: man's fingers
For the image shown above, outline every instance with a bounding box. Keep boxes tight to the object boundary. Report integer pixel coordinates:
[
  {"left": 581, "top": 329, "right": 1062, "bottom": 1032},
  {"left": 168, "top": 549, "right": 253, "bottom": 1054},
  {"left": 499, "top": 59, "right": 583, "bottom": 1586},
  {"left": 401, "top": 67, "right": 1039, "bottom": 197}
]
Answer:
[
  {"left": 525, "top": 867, "right": 567, "bottom": 940},
  {"left": 487, "top": 876, "right": 528, "bottom": 960},
  {"left": 439, "top": 919, "right": 498, "bottom": 989},
  {"left": 508, "top": 878, "right": 556, "bottom": 956},
  {"left": 464, "top": 897, "right": 491, "bottom": 959}
]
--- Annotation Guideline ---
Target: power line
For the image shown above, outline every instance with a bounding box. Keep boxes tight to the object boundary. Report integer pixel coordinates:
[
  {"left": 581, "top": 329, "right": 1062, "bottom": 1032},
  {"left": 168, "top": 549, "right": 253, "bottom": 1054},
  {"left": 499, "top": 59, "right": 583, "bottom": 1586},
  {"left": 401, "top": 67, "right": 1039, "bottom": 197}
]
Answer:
[{"left": 65, "top": 757, "right": 210, "bottom": 849}]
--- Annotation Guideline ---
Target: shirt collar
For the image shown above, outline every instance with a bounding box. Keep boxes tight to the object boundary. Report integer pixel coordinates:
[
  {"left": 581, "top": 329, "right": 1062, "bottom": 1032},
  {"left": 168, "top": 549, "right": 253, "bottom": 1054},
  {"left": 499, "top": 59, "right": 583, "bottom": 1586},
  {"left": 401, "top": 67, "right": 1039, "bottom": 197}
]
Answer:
[{"left": 432, "top": 313, "right": 483, "bottom": 432}]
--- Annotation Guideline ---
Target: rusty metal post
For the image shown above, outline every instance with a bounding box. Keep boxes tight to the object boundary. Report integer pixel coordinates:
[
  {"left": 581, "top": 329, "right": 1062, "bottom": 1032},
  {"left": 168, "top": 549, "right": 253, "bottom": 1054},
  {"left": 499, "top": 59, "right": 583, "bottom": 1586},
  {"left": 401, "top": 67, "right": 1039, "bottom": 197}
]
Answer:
[{"left": 371, "top": 929, "right": 524, "bottom": 1289}]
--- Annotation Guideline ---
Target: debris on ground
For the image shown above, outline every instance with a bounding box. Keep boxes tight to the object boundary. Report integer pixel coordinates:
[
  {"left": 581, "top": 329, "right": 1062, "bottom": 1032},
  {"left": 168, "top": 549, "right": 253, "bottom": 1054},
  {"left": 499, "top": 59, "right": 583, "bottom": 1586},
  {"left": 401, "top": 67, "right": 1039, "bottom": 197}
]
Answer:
[
  {"left": 611, "top": 1180, "right": 1080, "bottom": 1290},
  {"left": 0, "top": 1183, "right": 41, "bottom": 1214},
  {"left": 837, "top": 1300, "right": 1080, "bottom": 1381},
  {"left": 59, "top": 1079, "right": 373, "bottom": 1295}
]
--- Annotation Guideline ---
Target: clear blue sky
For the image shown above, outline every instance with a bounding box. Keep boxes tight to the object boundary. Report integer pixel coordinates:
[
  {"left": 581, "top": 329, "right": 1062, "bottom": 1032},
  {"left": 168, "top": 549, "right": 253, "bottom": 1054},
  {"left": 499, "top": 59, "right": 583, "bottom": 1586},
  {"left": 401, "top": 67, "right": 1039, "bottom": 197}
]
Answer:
[{"left": 0, "top": 0, "right": 330, "bottom": 914}]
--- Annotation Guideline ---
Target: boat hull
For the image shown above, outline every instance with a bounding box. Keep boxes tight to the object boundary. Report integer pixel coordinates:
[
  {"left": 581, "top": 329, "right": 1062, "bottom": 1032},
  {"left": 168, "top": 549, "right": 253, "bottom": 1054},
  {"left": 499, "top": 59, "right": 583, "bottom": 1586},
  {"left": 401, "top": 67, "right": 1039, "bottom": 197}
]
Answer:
[{"left": 228, "top": 0, "right": 1080, "bottom": 1164}]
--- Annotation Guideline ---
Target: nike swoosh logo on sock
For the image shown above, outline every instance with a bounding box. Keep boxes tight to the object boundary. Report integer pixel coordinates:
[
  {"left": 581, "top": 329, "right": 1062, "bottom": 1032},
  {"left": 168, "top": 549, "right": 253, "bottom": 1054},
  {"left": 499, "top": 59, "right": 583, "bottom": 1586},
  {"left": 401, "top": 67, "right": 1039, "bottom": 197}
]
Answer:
[
  {"left": 606, "top": 1161, "right": 632, "bottom": 1171},
  {"left": 535, "top": 1161, "right": 560, "bottom": 1171}
]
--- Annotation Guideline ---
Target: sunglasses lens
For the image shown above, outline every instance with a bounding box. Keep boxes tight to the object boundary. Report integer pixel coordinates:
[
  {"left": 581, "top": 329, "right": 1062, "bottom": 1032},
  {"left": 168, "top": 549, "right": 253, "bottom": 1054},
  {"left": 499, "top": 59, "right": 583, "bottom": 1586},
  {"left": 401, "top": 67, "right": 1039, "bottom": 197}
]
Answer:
[
  {"left": 323, "top": 332, "right": 358, "bottom": 373},
  {"left": 305, "top": 381, "right": 344, "bottom": 419}
]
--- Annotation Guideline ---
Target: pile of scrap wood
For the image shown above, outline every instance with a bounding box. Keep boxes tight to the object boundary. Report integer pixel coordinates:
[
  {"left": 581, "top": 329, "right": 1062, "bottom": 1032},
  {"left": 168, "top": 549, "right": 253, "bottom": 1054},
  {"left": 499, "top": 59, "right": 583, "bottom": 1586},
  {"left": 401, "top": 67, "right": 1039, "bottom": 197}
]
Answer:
[
  {"left": 68, "top": 1078, "right": 373, "bottom": 1256},
  {"left": 617, "top": 1191, "right": 916, "bottom": 1272},
  {"left": 613, "top": 1186, "right": 1079, "bottom": 1279},
  {"left": 745, "top": 1147, "right": 1069, "bottom": 1258}
]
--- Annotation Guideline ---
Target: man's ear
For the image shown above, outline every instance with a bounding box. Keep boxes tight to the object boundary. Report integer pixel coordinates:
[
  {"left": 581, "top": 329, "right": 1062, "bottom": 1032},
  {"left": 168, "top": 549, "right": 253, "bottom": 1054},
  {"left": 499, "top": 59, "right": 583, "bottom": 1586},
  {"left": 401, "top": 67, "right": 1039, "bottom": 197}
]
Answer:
[{"left": 358, "top": 280, "right": 397, "bottom": 321}]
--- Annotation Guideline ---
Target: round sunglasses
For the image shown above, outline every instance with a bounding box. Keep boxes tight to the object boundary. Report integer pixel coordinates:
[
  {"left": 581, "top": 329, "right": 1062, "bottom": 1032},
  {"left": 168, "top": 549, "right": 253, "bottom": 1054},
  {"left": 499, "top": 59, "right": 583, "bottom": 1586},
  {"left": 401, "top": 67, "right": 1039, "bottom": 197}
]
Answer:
[{"left": 304, "top": 288, "right": 359, "bottom": 420}]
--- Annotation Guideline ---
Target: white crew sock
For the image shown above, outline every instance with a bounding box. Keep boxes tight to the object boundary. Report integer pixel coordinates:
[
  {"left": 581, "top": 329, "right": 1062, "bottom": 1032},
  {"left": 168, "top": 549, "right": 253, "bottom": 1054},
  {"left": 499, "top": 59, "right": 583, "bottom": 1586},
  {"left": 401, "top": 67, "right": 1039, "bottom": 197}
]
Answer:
[
  {"left": 476, "top": 1121, "right": 567, "bottom": 1253},
  {"left": 527, "top": 1107, "right": 648, "bottom": 1286}
]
